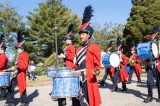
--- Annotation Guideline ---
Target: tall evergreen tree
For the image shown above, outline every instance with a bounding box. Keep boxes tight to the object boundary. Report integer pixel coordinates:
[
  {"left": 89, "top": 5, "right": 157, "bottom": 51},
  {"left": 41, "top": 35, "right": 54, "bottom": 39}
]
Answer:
[
  {"left": 0, "top": 3, "right": 22, "bottom": 35},
  {"left": 27, "top": 0, "right": 80, "bottom": 65},
  {"left": 0, "top": 2, "right": 23, "bottom": 66},
  {"left": 123, "top": 0, "right": 160, "bottom": 55}
]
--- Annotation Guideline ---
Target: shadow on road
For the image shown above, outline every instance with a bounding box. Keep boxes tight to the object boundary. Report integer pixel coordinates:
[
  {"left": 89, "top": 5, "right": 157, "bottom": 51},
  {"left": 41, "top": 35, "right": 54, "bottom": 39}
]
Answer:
[
  {"left": 123, "top": 88, "right": 147, "bottom": 99},
  {"left": 27, "top": 89, "right": 39, "bottom": 105},
  {"left": 98, "top": 80, "right": 113, "bottom": 90},
  {"left": 10, "top": 89, "right": 39, "bottom": 105}
]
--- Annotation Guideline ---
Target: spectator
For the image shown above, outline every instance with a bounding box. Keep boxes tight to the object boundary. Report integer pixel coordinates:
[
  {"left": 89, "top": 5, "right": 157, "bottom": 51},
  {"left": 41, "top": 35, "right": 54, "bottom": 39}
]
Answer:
[{"left": 28, "top": 61, "right": 37, "bottom": 81}]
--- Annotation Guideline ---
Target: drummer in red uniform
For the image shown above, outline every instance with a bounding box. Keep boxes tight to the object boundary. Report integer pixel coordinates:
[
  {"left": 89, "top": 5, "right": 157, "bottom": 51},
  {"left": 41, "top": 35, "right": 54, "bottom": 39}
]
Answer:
[
  {"left": 112, "top": 37, "right": 128, "bottom": 92},
  {"left": 58, "top": 24, "right": 76, "bottom": 106},
  {"left": 6, "top": 33, "right": 29, "bottom": 106},
  {"left": 144, "top": 32, "right": 160, "bottom": 103},
  {"left": 72, "top": 5, "right": 101, "bottom": 106},
  {"left": 127, "top": 43, "right": 142, "bottom": 84},
  {"left": 99, "top": 41, "right": 115, "bottom": 86},
  {"left": 0, "top": 41, "right": 8, "bottom": 100}
]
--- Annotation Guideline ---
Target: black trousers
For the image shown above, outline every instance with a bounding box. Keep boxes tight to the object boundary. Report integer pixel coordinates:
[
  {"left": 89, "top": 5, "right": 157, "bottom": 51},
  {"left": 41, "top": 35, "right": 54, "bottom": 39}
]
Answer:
[
  {"left": 6, "top": 77, "right": 27, "bottom": 104},
  {"left": 147, "top": 67, "right": 160, "bottom": 98},
  {"left": 113, "top": 68, "right": 127, "bottom": 90},
  {"left": 58, "top": 97, "right": 81, "bottom": 106},
  {"left": 128, "top": 66, "right": 141, "bottom": 82},
  {"left": 0, "top": 87, "right": 6, "bottom": 99},
  {"left": 101, "top": 68, "right": 113, "bottom": 82}
]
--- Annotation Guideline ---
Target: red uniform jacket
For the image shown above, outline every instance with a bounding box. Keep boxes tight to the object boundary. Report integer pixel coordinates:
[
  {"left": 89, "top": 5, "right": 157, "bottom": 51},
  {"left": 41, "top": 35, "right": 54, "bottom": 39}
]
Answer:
[
  {"left": 75, "top": 42, "right": 101, "bottom": 106},
  {"left": 17, "top": 52, "right": 29, "bottom": 96},
  {"left": 130, "top": 53, "right": 142, "bottom": 76},
  {"left": 156, "top": 56, "right": 160, "bottom": 72},
  {"left": 64, "top": 44, "right": 75, "bottom": 68},
  {"left": 0, "top": 53, "right": 8, "bottom": 72},
  {"left": 119, "top": 54, "right": 128, "bottom": 82},
  {"left": 109, "top": 67, "right": 115, "bottom": 78}
]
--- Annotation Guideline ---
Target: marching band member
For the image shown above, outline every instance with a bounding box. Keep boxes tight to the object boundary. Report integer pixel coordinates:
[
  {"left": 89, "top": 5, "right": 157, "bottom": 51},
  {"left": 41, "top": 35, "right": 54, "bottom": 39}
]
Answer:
[
  {"left": 112, "top": 37, "right": 128, "bottom": 92},
  {"left": 0, "top": 42, "right": 8, "bottom": 100},
  {"left": 72, "top": 5, "right": 101, "bottom": 106},
  {"left": 58, "top": 24, "right": 76, "bottom": 106},
  {"left": 127, "top": 45, "right": 142, "bottom": 84},
  {"left": 5, "top": 33, "right": 29, "bottom": 106},
  {"left": 144, "top": 32, "right": 160, "bottom": 103},
  {"left": 99, "top": 41, "right": 114, "bottom": 86}
]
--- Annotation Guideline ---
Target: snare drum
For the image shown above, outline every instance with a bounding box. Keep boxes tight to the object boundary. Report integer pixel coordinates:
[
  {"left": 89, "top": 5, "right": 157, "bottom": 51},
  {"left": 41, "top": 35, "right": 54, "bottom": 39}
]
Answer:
[
  {"left": 137, "top": 42, "right": 159, "bottom": 59},
  {"left": 102, "top": 52, "right": 120, "bottom": 68},
  {"left": 0, "top": 72, "right": 10, "bottom": 87},
  {"left": 51, "top": 68, "right": 80, "bottom": 98}
]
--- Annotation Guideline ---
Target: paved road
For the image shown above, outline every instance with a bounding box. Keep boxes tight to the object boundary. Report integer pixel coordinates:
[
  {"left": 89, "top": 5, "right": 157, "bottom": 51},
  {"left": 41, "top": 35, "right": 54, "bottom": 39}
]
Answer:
[{"left": 0, "top": 77, "right": 160, "bottom": 106}]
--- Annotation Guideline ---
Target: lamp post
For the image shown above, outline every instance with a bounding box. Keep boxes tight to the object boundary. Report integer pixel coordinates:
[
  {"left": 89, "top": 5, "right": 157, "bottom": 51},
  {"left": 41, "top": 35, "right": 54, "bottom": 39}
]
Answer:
[
  {"left": 54, "top": 23, "right": 59, "bottom": 69},
  {"left": 48, "top": 0, "right": 59, "bottom": 69}
]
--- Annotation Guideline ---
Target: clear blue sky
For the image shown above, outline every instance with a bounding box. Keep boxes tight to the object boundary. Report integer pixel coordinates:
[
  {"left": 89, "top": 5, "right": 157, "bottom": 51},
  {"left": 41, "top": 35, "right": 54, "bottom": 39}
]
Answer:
[{"left": 0, "top": 0, "right": 132, "bottom": 26}]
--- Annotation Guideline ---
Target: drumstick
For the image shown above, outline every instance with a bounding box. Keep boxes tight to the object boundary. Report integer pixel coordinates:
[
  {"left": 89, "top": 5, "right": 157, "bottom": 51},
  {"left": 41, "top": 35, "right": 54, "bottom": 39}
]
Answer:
[
  {"left": 5, "top": 69, "right": 12, "bottom": 72},
  {"left": 73, "top": 69, "right": 85, "bottom": 72}
]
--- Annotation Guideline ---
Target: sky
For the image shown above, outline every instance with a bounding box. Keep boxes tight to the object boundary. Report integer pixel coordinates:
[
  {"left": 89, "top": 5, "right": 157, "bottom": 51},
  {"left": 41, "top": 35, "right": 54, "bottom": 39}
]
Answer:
[{"left": 0, "top": 0, "right": 132, "bottom": 26}]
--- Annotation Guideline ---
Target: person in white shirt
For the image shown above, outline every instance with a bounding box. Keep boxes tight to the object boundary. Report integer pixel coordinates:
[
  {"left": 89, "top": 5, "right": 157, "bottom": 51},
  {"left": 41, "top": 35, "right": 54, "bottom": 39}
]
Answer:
[{"left": 28, "top": 61, "right": 36, "bottom": 81}]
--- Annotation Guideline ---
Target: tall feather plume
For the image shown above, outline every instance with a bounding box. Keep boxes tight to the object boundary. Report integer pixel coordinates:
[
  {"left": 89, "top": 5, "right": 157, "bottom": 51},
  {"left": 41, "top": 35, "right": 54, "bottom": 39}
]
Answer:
[
  {"left": 116, "top": 37, "right": 122, "bottom": 47},
  {"left": 0, "top": 32, "right": 4, "bottom": 42},
  {"left": 108, "top": 40, "right": 113, "bottom": 47},
  {"left": 17, "top": 32, "right": 24, "bottom": 42},
  {"left": 82, "top": 5, "right": 94, "bottom": 24},
  {"left": 131, "top": 40, "right": 135, "bottom": 47},
  {"left": 67, "top": 24, "right": 74, "bottom": 33}
]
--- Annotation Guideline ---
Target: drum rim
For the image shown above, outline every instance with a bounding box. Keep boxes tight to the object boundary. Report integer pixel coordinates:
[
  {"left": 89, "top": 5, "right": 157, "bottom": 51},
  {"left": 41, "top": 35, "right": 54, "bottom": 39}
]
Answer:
[
  {"left": 0, "top": 83, "right": 10, "bottom": 87},
  {"left": 52, "top": 72, "right": 81, "bottom": 77},
  {"left": 0, "top": 72, "right": 10, "bottom": 75},
  {"left": 46, "top": 67, "right": 70, "bottom": 71}
]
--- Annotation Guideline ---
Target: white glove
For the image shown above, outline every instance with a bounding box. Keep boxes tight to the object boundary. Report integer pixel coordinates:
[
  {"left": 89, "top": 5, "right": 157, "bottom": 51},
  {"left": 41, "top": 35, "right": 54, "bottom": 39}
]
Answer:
[{"left": 60, "top": 53, "right": 65, "bottom": 58}]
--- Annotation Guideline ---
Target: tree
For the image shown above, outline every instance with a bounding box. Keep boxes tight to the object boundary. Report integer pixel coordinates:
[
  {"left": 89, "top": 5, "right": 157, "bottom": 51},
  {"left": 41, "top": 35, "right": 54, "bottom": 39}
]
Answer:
[
  {"left": 0, "top": 3, "right": 22, "bottom": 35},
  {"left": 123, "top": 0, "right": 160, "bottom": 55},
  {"left": 93, "top": 22, "right": 125, "bottom": 51},
  {"left": 27, "top": 0, "right": 80, "bottom": 69},
  {"left": 0, "top": 2, "right": 23, "bottom": 66}
]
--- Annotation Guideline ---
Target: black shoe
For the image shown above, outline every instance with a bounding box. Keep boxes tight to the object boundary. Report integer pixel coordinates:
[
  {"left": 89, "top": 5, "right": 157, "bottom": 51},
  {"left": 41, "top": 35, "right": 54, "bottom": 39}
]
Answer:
[
  {"left": 49, "top": 92, "right": 52, "bottom": 96},
  {"left": 144, "top": 97, "right": 153, "bottom": 103},
  {"left": 157, "top": 98, "right": 160, "bottom": 102},
  {"left": 121, "top": 88, "right": 127, "bottom": 92},
  {"left": 126, "top": 81, "right": 131, "bottom": 84},
  {"left": 4, "top": 103, "right": 15, "bottom": 106},
  {"left": 111, "top": 89, "right": 117, "bottom": 92},
  {"left": 99, "top": 80, "right": 105, "bottom": 87},
  {"left": 111, "top": 86, "right": 118, "bottom": 92},
  {"left": 52, "top": 97, "right": 58, "bottom": 101},
  {"left": 0, "top": 97, "right": 6, "bottom": 101},
  {"left": 137, "top": 81, "right": 142, "bottom": 84},
  {"left": 19, "top": 103, "right": 28, "bottom": 106}
]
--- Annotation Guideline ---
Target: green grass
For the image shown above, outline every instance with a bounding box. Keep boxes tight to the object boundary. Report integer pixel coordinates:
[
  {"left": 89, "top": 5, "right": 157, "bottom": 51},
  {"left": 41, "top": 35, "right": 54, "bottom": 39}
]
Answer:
[{"left": 27, "top": 68, "right": 147, "bottom": 87}]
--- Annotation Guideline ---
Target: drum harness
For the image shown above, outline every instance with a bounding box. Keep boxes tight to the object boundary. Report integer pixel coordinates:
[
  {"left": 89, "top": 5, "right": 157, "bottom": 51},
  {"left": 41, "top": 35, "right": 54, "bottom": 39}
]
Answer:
[
  {"left": 12, "top": 53, "right": 19, "bottom": 79},
  {"left": 75, "top": 42, "right": 90, "bottom": 104},
  {"left": 63, "top": 45, "right": 69, "bottom": 56}
]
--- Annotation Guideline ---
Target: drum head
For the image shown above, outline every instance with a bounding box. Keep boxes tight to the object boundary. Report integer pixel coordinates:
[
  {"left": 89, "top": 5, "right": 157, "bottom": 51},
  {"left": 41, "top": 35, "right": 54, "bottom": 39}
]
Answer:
[
  {"left": 109, "top": 53, "right": 120, "bottom": 68},
  {"left": 152, "top": 43, "right": 159, "bottom": 58}
]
